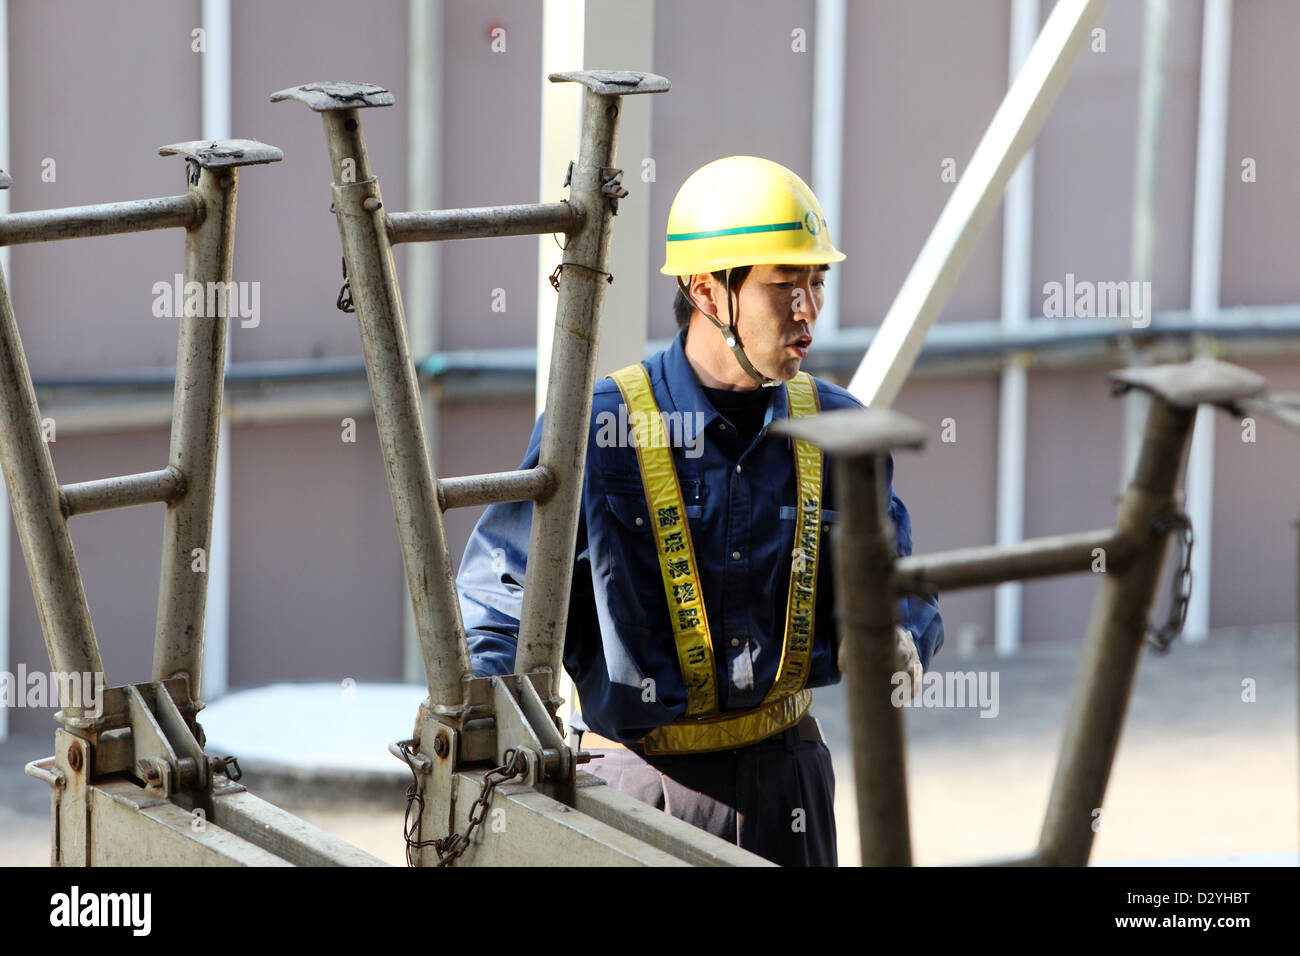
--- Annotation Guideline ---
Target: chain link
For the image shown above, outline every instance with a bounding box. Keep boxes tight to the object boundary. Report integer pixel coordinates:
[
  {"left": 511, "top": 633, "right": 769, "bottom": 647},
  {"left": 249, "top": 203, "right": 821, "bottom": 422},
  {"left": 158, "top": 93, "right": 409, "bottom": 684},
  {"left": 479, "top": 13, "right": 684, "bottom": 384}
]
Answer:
[
  {"left": 396, "top": 740, "right": 527, "bottom": 867},
  {"left": 1145, "top": 512, "right": 1194, "bottom": 654},
  {"left": 336, "top": 256, "right": 355, "bottom": 313},
  {"left": 548, "top": 261, "right": 614, "bottom": 292}
]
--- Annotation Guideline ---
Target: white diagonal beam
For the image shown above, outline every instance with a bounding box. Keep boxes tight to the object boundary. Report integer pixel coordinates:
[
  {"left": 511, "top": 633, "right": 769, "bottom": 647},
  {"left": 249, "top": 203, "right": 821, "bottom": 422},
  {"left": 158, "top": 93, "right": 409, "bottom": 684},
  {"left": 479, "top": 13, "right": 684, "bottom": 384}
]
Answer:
[{"left": 849, "top": 0, "right": 1112, "bottom": 407}]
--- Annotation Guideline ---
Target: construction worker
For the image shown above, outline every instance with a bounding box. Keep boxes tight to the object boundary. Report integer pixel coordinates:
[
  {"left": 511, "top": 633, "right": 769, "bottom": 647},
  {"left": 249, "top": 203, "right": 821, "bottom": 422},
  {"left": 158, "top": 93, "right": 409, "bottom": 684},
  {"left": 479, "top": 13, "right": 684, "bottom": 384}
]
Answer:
[{"left": 456, "top": 155, "right": 943, "bottom": 866}]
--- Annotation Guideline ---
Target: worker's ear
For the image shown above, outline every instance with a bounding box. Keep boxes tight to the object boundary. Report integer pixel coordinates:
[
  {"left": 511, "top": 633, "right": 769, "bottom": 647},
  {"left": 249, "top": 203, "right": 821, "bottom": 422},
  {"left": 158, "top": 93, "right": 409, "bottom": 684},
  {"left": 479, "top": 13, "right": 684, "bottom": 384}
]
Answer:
[{"left": 687, "top": 273, "right": 722, "bottom": 319}]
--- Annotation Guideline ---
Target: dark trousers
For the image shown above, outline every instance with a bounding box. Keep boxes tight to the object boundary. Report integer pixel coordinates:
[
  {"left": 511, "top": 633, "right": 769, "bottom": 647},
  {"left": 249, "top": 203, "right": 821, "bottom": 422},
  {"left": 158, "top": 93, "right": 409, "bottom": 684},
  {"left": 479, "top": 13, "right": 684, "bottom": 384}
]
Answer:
[{"left": 581, "top": 726, "right": 837, "bottom": 867}]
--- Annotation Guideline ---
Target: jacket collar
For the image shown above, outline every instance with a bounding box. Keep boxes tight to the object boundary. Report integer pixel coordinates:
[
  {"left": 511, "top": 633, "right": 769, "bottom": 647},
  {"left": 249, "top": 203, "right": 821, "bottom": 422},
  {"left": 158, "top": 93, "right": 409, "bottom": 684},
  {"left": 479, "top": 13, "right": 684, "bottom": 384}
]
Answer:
[{"left": 661, "top": 329, "right": 796, "bottom": 436}]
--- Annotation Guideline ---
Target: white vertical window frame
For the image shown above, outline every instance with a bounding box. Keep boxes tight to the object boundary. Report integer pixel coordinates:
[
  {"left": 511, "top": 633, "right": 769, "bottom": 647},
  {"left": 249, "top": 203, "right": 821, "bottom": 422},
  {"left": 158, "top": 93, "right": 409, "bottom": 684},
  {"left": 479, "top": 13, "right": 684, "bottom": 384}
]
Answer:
[
  {"left": 536, "top": 0, "right": 585, "bottom": 415},
  {"left": 201, "top": 0, "right": 232, "bottom": 698},
  {"left": 403, "top": 0, "right": 443, "bottom": 683},
  {"left": 1184, "top": 0, "right": 1233, "bottom": 644},
  {"left": 812, "top": 0, "right": 845, "bottom": 338},
  {"left": 995, "top": 0, "right": 1039, "bottom": 657}
]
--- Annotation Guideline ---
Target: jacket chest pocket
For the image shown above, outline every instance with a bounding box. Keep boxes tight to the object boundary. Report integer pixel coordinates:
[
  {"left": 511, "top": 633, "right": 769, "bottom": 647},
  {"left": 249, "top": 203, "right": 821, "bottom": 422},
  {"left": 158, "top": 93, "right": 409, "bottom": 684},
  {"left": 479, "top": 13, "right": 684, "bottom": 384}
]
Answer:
[
  {"left": 604, "top": 480, "right": 706, "bottom": 532},
  {"left": 779, "top": 505, "right": 840, "bottom": 532}
]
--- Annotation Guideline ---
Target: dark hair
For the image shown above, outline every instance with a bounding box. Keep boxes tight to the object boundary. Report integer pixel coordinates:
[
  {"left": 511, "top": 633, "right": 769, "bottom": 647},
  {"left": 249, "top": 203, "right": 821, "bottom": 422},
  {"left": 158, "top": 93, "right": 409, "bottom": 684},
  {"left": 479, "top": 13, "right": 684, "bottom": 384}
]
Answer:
[{"left": 672, "top": 266, "right": 753, "bottom": 331}]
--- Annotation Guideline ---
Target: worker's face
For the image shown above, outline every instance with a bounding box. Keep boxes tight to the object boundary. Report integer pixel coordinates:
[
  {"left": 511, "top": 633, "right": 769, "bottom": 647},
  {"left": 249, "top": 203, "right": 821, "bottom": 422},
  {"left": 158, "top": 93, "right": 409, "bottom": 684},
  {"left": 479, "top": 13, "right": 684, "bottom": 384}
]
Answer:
[{"left": 693, "top": 263, "right": 828, "bottom": 382}]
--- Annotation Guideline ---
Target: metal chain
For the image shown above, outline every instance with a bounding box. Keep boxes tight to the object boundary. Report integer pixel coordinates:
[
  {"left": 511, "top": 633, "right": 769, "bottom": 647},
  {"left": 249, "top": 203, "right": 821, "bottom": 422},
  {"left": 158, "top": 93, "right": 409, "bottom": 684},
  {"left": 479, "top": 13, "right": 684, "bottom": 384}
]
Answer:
[
  {"left": 1145, "top": 512, "right": 1194, "bottom": 654},
  {"left": 336, "top": 256, "right": 355, "bottom": 313},
  {"left": 548, "top": 261, "right": 613, "bottom": 292},
  {"left": 397, "top": 741, "right": 527, "bottom": 867}
]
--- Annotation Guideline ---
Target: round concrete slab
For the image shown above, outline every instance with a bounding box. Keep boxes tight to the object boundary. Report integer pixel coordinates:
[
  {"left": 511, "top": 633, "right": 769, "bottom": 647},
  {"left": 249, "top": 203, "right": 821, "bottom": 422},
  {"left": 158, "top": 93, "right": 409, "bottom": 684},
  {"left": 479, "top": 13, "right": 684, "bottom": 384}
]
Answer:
[{"left": 200, "top": 682, "right": 426, "bottom": 777}]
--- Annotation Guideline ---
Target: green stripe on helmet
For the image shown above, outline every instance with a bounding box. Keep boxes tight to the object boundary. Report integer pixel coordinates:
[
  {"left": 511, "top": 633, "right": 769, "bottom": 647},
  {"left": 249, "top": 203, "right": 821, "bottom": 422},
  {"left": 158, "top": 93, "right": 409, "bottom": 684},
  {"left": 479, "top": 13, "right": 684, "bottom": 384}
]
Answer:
[{"left": 666, "top": 221, "right": 804, "bottom": 242}]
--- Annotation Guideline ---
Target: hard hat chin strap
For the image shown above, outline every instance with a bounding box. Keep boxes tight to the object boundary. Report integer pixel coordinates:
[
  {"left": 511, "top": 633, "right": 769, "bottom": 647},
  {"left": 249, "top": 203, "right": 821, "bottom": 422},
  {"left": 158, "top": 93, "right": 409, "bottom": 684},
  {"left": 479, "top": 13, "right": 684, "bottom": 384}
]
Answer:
[{"left": 678, "top": 271, "right": 780, "bottom": 388}]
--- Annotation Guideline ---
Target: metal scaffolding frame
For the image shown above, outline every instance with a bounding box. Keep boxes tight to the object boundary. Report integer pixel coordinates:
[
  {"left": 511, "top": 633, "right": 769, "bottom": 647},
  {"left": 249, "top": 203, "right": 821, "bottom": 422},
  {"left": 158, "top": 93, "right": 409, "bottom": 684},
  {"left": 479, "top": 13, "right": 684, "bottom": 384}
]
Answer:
[
  {"left": 776, "top": 355, "right": 1278, "bottom": 866},
  {"left": 2, "top": 139, "right": 384, "bottom": 865},
  {"left": 273, "top": 73, "right": 776, "bottom": 866}
]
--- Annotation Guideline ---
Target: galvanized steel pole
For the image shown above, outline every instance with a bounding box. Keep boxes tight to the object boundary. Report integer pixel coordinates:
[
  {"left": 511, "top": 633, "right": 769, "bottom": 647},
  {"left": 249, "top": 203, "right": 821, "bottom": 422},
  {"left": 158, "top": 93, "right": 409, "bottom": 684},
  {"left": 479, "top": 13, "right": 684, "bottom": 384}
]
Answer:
[
  {"left": 836, "top": 453, "right": 913, "bottom": 866},
  {"left": 152, "top": 164, "right": 239, "bottom": 694},
  {"left": 770, "top": 407, "right": 928, "bottom": 867},
  {"left": 512, "top": 79, "right": 626, "bottom": 697},
  {"left": 322, "top": 106, "right": 473, "bottom": 713},
  {"left": 0, "top": 261, "right": 104, "bottom": 712}
]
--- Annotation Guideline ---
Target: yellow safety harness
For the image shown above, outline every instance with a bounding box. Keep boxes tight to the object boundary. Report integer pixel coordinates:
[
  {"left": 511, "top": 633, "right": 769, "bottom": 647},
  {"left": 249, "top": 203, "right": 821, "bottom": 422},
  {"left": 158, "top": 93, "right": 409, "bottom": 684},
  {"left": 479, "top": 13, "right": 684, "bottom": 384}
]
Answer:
[{"left": 608, "top": 364, "right": 823, "bottom": 755}]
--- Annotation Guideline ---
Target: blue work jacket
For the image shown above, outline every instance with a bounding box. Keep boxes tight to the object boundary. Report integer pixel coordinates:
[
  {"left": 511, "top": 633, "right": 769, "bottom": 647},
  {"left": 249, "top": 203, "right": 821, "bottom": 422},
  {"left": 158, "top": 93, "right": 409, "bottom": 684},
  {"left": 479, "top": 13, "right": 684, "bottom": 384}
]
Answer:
[{"left": 456, "top": 330, "right": 944, "bottom": 744}]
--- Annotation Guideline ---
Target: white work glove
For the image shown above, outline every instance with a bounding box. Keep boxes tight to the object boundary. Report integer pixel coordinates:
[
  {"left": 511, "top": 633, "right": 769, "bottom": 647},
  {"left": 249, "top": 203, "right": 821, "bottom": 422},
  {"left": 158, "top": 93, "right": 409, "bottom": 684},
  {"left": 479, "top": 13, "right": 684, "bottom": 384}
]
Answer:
[
  {"left": 894, "top": 625, "right": 923, "bottom": 700},
  {"left": 836, "top": 626, "right": 924, "bottom": 700}
]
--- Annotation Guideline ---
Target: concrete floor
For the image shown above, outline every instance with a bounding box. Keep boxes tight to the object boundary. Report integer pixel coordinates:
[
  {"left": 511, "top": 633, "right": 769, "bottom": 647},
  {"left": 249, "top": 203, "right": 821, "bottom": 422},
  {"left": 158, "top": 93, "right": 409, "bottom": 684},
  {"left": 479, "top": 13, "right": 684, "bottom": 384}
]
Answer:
[{"left": 1, "top": 625, "right": 1295, "bottom": 867}]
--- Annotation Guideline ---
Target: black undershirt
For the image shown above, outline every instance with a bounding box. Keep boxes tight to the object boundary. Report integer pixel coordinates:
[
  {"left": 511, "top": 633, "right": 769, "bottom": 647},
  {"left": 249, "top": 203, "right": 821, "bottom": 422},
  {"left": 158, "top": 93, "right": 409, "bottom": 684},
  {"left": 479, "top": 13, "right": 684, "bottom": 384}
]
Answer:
[{"left": 702, "top": 384, "right": 772, "bottom": 450}]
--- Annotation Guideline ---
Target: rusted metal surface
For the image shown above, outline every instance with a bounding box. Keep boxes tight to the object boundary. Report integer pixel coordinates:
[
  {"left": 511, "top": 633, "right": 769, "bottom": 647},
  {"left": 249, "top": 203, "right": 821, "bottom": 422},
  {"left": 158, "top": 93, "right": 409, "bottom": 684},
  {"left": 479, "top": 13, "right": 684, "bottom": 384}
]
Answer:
[
  {"left": 0, "top": 194, "right": 201, "bottom": 246},
  {"left": 151, "top": 163, "right": 240, "bottom": 695},
  {"left": 513, "top": 73, "right": 670, "bottom": 698},
  {"left": 832, "top": 452, "right": 914, "bottom": 866},
  {"left": 281, "top": 95, "right": 474, "bottom": 712},
  {"left": 437, "top": 466, "right": 554, "bottom": 510},
  {"left": 387, "top": 202, "right": 583, "bottom": 244},
  {"left": 1108, "top": 354, "right": 1268, "bottom": 409},
  {"left": 59, "top": 466, "right": 185, "bottom": 517},
  {"left": 0, "top": 262, "right": 104, "bottom": 710},
  {"left": 159, "top": 139, "right": 284, "bottom": 169},
  {"left": 768, "top": 406, "right": 927, "bottom": 457},
  {"left": 547, "top": 70, "right": 670, "bottom": 96},
  {"left": 894, "top": 528, "right": 1134, "bottom": 593},
  {"left": 270, "top": 81, "right": 394, "bottom": 111},
  {"left": 1037, "top": 396, "right": 1196, "bottom": 865},
  {"left": 772, "top": 409, "right": 929, "bottom": 866}
]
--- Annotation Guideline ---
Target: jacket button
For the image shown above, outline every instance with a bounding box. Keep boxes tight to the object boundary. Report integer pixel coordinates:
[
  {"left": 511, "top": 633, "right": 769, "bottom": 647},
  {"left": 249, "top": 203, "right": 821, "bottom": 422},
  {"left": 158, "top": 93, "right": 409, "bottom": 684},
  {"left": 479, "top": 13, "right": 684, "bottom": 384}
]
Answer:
[
  {"left": 731, "top": 550, "right": 741, "bottom": 560},
  {"left": 634, "top": 516, "right": 644, "bottom": 527}
]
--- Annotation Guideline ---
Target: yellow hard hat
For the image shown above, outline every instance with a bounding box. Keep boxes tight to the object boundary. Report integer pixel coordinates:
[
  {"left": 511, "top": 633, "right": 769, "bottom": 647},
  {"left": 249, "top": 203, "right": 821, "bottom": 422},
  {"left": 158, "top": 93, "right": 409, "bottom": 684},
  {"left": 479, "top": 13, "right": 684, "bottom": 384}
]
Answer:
[{"left": 661, "top": 156, "right": 845, "bottom": 276}]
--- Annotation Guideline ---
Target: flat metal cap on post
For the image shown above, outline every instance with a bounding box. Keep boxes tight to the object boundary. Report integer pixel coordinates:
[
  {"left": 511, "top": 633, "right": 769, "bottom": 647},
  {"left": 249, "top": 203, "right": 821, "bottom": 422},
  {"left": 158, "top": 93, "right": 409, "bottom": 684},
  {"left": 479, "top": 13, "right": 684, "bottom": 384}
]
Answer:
[
  {"left": 269, "top": 81, "right": 395, "bottom": 110},
  {"left": 0, "top": 170, "right": 11, "bottom": 190},
  {"left": 158, "top": 139, "right": 284, "bottom": 169},
  {"left": 548, "top": 70, "right": 670, "bottom": 96},
  {"left": 1107, "top": 356, "right": 1268, "bottom": 409},
  {"left": 769, "top": 407, "right": 928, "bottom": 458}
]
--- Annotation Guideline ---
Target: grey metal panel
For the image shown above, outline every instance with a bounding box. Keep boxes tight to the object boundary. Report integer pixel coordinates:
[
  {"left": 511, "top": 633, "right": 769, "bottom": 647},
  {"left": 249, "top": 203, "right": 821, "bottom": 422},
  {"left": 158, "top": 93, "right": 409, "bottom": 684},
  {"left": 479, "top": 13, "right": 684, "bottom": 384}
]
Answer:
[
  {"left": 7, "top": 429, "right": 172, "bottom": 734},
  {"left": 1220, "top": 1, "right": 1300, "bottom": 306},
  {"left": 647, "top": 0, "right": 818, "bottom": 342},
  {"left": 1209, "top": 359, "right": 1300, "bottom": 629},
  {"left": 227, "top": 422, "right": 405, "bottom": 687},
  {"left": 7, "top": 0, "right": 202, "bottom": 377},
  {"left": 438, "top": 0, "right": 546, "bottom": 351},
  {"left": 891, "top": 375, "right": 998, "bottom": 653},
  {"left": 228, "top": 0, "right": 409, "bottom": 364},
  {"left": 1031, "top": 0, "right": 1200, "bottom": 315},
  {"left": 837, "top": 0, "right": 1009, "bottom": 330}
]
